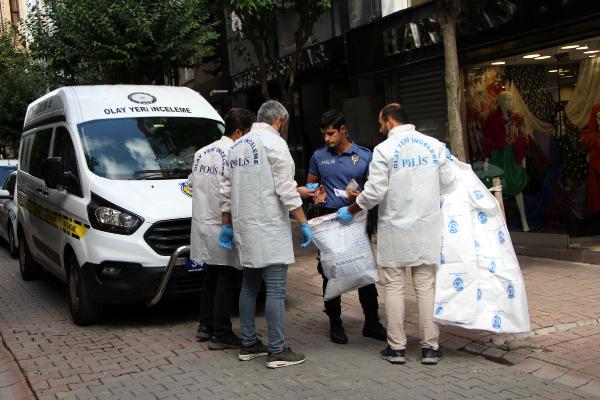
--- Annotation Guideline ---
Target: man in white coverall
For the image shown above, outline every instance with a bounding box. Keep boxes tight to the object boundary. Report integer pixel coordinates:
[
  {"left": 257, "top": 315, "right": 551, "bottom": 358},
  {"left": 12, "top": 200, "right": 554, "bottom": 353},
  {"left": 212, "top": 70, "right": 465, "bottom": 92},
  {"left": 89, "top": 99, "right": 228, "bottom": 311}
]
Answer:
[
  {"left": 219, "top": 100, "right": 313, "bottom": 369},
  {"left": 337, "top": 103, "right": 454, "bottom": 365},
  {"left": 190, "top": 108, "right": 256, "bottom": 349}
]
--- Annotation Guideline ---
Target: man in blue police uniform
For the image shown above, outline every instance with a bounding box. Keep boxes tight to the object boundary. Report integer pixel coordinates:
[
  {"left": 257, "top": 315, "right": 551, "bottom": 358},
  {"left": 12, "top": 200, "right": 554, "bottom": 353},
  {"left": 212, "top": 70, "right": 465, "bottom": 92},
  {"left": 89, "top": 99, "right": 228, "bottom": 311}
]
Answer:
[{"left": 305, "top": 109, "right": 386, "bottom": 344}]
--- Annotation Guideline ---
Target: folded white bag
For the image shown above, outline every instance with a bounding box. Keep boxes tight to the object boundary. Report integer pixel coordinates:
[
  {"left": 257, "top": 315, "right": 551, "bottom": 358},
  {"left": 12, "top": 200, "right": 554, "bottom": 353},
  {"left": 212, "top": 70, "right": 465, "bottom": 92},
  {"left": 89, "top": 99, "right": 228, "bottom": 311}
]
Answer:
[{"left": 308, "top": 210, "right": 378, "bottom": 301}]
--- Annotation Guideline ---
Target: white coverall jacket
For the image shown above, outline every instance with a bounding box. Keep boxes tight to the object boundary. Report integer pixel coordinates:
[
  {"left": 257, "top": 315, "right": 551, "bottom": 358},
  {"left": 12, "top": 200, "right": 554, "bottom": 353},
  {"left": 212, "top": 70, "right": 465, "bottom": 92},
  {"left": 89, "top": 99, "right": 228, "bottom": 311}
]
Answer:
[
  {"left": 356, "top": 124, "right": 455, "bottom": 267},
  {"left": 188, "top": 136, "right": 240, "bottom": 268},
  {"left": 221, "top": 122, "right": 302, "bottom": 269}
]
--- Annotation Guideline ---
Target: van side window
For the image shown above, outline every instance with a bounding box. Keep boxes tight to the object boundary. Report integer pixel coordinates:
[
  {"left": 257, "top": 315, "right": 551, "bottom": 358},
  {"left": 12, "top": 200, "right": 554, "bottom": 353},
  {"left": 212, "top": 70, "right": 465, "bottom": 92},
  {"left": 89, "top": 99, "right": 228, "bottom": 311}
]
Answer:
[
  {"left": 20, "top": 136, "right": 33, "bottom": 173},
  {"left": 52, "top": 126, "right": 82, "bottom": 197},
  {"left": 28, "top": 128, "right": 53, "bottom": 179}
]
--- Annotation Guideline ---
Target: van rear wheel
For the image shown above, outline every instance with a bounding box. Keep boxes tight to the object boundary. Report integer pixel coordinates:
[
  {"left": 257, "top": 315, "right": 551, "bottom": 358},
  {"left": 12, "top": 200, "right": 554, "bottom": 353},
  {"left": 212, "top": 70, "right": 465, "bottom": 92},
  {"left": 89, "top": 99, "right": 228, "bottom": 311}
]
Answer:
[
  {"left": 18, "top": 232, "right": 42, "bottom": 280},
  {"left": 67, "top": 253, "right": 103, "bottom": 326}
]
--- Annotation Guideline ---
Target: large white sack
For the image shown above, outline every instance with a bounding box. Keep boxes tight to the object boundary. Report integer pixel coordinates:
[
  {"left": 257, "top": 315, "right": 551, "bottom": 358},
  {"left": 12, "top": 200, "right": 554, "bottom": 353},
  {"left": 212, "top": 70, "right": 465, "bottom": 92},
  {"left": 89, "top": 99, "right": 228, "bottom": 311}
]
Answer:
[
  {"left": 309, "top": 211, "right": 378, "bottom": 301},
  {"left": 435, "top": 160, "right": 530, "bottom": 333}
]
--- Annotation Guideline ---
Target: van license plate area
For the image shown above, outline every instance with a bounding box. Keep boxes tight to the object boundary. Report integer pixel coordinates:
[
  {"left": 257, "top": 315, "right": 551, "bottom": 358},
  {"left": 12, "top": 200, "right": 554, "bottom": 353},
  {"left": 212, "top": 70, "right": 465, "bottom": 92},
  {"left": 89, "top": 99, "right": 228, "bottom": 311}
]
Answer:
[{"left": 185, "top": 258, "right": 207, "bottom": 272}]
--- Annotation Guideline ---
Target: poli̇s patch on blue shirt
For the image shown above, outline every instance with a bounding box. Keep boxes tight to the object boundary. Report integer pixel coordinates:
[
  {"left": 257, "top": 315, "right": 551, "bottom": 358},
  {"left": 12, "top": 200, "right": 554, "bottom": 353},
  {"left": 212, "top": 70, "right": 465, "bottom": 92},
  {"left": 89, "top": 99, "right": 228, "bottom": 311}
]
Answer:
[{"left": 308, "top": 143, "right": 372, "bottom": 209}]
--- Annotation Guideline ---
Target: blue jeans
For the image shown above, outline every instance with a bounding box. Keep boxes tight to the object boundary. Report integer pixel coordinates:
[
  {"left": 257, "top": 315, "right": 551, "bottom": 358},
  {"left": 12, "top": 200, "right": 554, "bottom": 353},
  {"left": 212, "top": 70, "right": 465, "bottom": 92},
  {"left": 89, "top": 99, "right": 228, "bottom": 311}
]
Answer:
[{"left": 239, "top": 264, "right": 288, "bottom": 353}]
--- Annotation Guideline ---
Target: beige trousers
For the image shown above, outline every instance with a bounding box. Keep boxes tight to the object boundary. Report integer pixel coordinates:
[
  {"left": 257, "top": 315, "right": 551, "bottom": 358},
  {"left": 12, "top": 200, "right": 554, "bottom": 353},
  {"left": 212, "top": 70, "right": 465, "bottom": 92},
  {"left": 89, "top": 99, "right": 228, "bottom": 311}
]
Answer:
[{"left": 381, "top": 265, "right": 439, "bottom": 350}]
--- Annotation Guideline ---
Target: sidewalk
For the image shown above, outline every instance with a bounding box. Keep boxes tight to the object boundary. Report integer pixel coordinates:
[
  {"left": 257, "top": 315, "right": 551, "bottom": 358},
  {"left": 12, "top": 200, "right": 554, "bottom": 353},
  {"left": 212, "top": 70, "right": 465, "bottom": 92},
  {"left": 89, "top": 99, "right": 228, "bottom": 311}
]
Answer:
[
  {"left": 290, "top": 248, "right": 600, "bottom": 397},
  {"left": 1, "top": 243, "right": 599, "bottom": 399},
  {"left": 437, "top": 256, "right": 600, "bottom": 394}
]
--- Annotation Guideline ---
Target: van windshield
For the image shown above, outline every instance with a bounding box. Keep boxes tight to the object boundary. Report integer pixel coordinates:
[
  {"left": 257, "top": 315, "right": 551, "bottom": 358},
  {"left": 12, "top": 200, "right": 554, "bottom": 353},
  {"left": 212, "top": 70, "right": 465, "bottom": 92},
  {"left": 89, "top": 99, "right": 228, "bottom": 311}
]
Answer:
[{"left": 78, "top": 117, "right": 224, "bottom": 180}]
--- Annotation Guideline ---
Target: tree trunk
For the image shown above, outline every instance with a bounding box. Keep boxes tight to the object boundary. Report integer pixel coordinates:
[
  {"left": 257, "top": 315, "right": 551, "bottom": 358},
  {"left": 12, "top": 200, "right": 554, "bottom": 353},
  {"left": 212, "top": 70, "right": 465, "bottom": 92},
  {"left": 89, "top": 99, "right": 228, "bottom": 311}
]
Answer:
[
  {"left": 256, "top": 41, "right": 271, "bottom": 101},
  {"left": 439, "top": 4, "right": 467, "bottom": 162},
  {"left": 278, "top": 77, "right": 294, "bottom": 142}
]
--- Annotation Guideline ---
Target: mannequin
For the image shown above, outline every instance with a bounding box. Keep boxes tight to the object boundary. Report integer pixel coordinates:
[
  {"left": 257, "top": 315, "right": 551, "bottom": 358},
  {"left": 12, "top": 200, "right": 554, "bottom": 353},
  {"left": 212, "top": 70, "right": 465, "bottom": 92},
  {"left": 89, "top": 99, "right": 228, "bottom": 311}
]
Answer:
[
  {"left": 484, "top": 91, "right": 530, "bottom": 231},
  {"left": 580, "top": 103, "right": 600, "bottom": 216}
]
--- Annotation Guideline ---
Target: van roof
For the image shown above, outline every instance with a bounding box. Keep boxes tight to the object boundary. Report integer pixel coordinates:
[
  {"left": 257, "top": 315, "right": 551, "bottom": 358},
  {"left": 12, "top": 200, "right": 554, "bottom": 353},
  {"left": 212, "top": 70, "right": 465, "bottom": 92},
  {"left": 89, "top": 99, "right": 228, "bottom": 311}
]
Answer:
[{"left": 24, "top": 85, "right": 223, "bottom": 131}]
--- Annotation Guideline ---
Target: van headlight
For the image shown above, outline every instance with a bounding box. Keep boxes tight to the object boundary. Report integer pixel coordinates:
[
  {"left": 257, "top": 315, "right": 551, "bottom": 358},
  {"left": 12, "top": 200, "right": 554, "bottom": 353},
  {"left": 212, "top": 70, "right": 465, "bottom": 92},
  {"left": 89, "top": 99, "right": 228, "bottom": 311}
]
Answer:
[{"left": 87, "top": 193, "right": 143, "bottom": 235}]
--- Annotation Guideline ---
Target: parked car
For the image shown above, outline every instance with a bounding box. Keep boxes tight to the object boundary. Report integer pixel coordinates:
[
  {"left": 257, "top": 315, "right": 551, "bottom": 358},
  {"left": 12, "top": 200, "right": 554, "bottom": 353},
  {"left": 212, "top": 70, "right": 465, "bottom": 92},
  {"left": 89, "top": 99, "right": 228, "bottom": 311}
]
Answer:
[
  {"left": 0, "top": 170, "right": 18, "bottom": 257},
  {"left": 0, "top": 160, "right": 18, "bottom": 185}
]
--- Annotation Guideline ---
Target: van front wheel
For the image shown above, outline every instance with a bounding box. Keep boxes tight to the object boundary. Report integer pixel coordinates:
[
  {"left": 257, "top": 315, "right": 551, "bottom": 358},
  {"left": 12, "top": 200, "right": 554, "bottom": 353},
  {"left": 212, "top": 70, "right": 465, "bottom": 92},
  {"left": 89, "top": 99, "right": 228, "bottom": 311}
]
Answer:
[{"left": 67, "top": 254, "right": 103, "bottom": 326}]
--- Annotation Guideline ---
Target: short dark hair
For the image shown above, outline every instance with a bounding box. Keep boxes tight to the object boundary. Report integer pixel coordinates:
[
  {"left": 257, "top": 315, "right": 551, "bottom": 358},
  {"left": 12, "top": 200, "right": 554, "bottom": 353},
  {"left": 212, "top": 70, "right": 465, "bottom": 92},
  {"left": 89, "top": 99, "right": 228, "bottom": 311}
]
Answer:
[
  {"left": 224, "top": 108, "right": 256, "bottom": 136},
  {"left": 320, "top": 109, "right": 346, "bottom": 130},
  {"left": 380, "top": 103, "right": 409, "bottom": 124}
]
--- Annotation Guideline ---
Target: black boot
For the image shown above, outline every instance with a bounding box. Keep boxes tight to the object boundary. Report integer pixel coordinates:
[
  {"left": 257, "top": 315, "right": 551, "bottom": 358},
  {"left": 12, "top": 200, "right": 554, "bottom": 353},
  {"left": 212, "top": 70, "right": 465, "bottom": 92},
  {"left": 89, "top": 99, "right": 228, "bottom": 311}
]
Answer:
[
  {"left": 363, "top": 312, "right": 387, "bottom": 341},
  {"left": 330, "top": 317, "right": 348, "bottom": 344}
]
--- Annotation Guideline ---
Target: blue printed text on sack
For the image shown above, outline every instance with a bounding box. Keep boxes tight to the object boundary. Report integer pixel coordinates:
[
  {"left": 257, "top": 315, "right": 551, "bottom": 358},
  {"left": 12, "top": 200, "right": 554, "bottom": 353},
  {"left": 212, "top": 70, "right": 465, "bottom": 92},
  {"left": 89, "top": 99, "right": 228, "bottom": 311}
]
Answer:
[{"left": 392, "top": 136, "right": 439, "bottom": 169}]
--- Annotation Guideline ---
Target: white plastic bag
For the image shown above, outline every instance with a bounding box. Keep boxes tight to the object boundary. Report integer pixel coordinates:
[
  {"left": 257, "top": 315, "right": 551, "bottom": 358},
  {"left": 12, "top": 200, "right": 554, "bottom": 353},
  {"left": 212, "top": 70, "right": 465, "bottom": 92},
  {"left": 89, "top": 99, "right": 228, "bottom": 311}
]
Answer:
[
  {"left": 435, "top": 160, "right": 530, "bottom": 333},
  {"left": 308, "top": 211, "right": 378, "bottom": 301}
]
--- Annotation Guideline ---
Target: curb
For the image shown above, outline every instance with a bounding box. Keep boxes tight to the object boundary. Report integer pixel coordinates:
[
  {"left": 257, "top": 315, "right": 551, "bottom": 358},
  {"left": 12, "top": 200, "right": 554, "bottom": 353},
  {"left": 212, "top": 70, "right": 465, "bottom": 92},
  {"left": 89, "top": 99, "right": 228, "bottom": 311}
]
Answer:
[{"left": 0, "top": 332, "right": 36, "bottom": 400}]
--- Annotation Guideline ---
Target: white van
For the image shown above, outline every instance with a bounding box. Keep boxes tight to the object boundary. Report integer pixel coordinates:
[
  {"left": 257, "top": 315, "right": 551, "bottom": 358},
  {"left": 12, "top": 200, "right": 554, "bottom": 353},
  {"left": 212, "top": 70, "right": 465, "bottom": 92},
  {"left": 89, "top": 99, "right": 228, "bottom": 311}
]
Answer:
[{"left": 17, "top": 85, "right": 224, "bottom": 325}]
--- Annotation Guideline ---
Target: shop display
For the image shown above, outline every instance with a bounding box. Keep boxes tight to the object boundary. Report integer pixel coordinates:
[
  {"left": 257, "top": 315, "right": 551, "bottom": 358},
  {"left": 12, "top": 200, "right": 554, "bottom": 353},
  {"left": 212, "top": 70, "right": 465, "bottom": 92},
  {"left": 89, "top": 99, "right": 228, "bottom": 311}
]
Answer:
[
  {"left": 566, "top": 58, "right": 600, "bottom": 130},
  {"left": 483, "top": 91, "right": 530, "bottom": 231},
  {"left": 580, "top": 103, "right": 600, "bottom": 217},
  {"left": 464, "top": 45, "right": 600, "bottom": 235}
]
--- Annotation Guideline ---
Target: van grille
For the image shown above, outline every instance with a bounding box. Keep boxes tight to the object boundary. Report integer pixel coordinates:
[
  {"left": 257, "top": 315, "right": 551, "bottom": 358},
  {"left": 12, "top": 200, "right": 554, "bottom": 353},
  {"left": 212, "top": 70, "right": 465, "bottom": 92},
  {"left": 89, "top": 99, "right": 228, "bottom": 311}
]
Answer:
[{"left": 144, "top": 218, "right": 191, "bottom": 256}]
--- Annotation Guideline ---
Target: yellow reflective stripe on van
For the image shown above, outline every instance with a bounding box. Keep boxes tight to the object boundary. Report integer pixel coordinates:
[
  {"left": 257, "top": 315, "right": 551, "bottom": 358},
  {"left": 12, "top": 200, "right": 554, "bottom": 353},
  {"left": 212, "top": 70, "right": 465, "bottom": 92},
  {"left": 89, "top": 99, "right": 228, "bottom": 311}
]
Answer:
[{"left": 18, "top": 193, "right": 90, "bottom": 240}]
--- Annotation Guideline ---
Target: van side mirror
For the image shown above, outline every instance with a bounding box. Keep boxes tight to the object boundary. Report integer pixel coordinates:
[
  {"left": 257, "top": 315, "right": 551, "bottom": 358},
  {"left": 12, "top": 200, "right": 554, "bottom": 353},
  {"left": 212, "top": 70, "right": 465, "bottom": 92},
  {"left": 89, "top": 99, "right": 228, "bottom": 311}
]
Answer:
[
  {"left": 0, "top": 189, "right": 10, "bottom": 200},
  {"left": 43, "top": 157, "right": 71, "bottom": 189}
]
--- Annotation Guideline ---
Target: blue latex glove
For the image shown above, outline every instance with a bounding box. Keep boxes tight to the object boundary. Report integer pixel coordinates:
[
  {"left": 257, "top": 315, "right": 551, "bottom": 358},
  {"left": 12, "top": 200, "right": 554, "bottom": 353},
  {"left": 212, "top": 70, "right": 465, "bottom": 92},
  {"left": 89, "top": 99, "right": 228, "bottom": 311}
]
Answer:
[
  {"left": 445, "top": 147, "right": 453, "bottom": 160},
  {"left": 306, "top": 183, "right": 319, "bottom": 190},
  {"left": 299, "top": 223, "right": 313, "bottom": 248},
  {"left": 336, "top": 206, "right": 353, "bottom": 223},
  {"left": 219, "top": 225, "right": 233, "bottom": 249}
]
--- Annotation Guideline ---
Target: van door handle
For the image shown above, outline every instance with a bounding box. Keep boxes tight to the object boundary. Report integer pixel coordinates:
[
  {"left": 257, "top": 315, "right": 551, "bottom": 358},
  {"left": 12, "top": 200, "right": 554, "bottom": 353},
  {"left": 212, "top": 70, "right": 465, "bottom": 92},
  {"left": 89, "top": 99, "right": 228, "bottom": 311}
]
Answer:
[{"left": 36, "top": 187, "right": 48, "bottom": 196}]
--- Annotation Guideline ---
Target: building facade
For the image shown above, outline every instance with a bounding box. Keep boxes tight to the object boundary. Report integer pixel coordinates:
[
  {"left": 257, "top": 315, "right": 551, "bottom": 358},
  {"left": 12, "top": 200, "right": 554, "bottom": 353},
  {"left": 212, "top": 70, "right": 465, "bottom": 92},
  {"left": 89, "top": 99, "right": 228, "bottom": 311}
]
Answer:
[
  {"left": 191, "top": 0, "right": 600, "bottom": 257},
  {"left": 0, "top": 0, "right": 26, "bottom": 32}
]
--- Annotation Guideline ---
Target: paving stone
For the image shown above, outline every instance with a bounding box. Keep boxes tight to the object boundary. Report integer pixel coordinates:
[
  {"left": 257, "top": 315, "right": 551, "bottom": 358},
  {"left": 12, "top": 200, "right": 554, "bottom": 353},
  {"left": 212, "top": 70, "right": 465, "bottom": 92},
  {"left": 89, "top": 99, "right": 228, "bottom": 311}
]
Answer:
[
  {"left": 501, "top": 352, "right": 529, "bottom": 365},
  {"left": 554, "top": 372, "right": 594, "bottom": 388},
  {"left": 555, "top": 323, "right": 579, "bottom": 332},
  {"left": 464, "top": 342, "right": 488, "bottom": 354},
  {"left": 512, "top": 358, "right": 547, "bottom": 373},
  {"left": 441, "top": 337, "right": 472, "bottom": 351},
  {"left": 578, "top": 380, "right": 600, "bottom": 398},
  {"left": 536, "top": 327, "right": 558, "bottom": 336},
  {"left": 532, "top": 365, "right": 568, "bottom": 380},
  {"left": 482, "top": 347, "right": 507, "bottom": 359}
]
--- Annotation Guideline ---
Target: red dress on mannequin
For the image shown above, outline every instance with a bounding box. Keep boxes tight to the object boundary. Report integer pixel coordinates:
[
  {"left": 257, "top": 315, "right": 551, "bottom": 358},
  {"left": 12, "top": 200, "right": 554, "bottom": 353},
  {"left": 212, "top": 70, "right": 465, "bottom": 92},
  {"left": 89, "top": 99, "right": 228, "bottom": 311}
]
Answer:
[
  {"left": 483, "top": 107, "right": 529, "bottom": 196},
  {"left": 580, "top": 103, "right": 600, "bottom": 216}
]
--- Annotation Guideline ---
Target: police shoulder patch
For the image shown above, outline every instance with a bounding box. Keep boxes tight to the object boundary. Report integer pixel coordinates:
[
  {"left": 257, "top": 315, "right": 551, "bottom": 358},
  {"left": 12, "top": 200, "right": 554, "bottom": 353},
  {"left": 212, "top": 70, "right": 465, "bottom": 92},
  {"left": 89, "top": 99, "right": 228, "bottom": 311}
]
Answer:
[{"left": 180, "top": 181, "right": 192, "bottom": 198}]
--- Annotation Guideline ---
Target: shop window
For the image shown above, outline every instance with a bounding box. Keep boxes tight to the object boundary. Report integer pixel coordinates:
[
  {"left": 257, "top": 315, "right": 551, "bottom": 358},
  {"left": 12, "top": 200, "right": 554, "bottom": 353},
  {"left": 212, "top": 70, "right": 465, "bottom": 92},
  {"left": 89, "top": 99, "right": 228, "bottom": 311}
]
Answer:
[
  {"left": 381, "top": 0, "right": 430, "bottom": 17},
  {"left": 348, "top": 0, "right": 380, "bottom": 28},
  {"left": 464, "top": 36, "right": 600, "bottom": 236},
  {"left": 277, "top": 7, "right": 337, "bottom": 56}
]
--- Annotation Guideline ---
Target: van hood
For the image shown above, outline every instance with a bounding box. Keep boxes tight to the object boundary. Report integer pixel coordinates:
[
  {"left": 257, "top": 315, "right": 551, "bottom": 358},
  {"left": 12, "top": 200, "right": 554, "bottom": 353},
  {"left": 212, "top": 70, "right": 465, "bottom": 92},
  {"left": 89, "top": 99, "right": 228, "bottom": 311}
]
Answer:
[{"left": 88, "top": 176, "right": 193, "bottom": 224}]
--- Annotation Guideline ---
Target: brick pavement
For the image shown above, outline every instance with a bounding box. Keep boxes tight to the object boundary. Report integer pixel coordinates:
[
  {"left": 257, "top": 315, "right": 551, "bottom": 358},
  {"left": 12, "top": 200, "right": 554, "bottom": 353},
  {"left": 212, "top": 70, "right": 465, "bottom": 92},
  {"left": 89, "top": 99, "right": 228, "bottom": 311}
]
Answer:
[
  {"left": 0, "top": 244, "right": 599, "bottom": 400},
  {"left": 413, "top": 256, "right": 600, "bottom": 394}
]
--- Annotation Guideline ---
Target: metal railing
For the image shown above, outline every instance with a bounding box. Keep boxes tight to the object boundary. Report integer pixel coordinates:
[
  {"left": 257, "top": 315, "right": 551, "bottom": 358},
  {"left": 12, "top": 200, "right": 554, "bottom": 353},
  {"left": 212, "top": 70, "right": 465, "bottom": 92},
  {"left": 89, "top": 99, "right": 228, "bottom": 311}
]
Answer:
[{"left": 146, "top": 245, "right": 190, "bottom": 307}]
